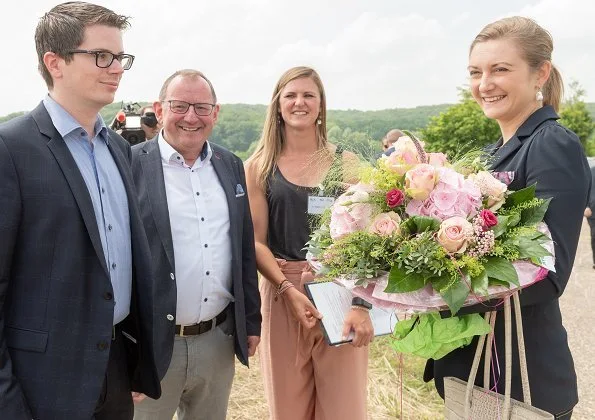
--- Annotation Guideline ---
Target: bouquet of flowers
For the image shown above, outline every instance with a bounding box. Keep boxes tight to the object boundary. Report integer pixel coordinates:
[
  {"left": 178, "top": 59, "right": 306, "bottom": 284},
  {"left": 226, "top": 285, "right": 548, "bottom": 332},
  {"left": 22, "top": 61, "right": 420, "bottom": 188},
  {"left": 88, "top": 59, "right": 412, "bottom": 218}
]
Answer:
[{"left": 308, "top": 134, "right": 554, "bottom": 359}]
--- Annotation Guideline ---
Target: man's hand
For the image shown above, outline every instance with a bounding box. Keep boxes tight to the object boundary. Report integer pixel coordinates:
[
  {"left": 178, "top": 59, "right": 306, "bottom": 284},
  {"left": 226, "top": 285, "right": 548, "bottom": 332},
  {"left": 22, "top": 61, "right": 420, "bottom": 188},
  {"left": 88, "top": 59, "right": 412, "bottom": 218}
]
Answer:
[
  {"left": 247, "top": 336, "right": 260, "bottom": 357},
  {"left": 283, "top": 287, "right": 322, "bottom": 329},
  {"left": 131, "top": 392, "right": 147, "bottom": 404},
  {"left": 585, "top": 207, "right": 592, "bottom": 218},
  {"left": 341, "top": 308, "right": 374, "bottom": 347}
]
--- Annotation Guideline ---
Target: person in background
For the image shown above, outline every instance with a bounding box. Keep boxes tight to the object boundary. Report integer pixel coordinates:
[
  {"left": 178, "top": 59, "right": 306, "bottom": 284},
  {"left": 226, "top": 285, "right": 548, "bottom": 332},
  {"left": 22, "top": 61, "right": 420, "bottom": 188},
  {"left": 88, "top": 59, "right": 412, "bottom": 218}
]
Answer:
[
  {"left": 425, "top": 16, "right": 590, "bottom": 420},
  {"left": 245, "top": 66, "right": 373, "bottom": 420},
  {"left": 0, "top": 2, "right": 160, "bottom": 419},
  {"left": 376, "top": 128, "right": 404, "bottom": 159},
  {"left": 139, "top": 105, "right": 160, "bottom": 140},
  {"left": 131, "top": 69, "right": 261, "bottom": 420},
  {"left": 584, "top": 163, "right": 595, "bottom": 269}
]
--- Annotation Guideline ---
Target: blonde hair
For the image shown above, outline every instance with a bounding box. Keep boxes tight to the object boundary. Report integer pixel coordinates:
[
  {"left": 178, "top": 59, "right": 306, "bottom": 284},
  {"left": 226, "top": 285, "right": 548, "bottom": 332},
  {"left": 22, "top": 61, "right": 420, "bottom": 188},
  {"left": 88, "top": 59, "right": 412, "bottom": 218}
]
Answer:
[
  {"left": 247, "top": 66, "right": 329, "bottom": 190},
  {"left": 470, "top": 16, "right": 564, "bottom": 111}
]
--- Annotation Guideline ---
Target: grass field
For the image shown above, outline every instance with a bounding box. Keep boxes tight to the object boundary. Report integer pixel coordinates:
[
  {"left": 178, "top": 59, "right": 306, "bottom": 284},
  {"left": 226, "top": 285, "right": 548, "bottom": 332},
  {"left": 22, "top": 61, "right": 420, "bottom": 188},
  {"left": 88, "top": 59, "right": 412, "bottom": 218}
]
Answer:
[{"left": 226, "top": 336, "right": 443, "bottom": 419}]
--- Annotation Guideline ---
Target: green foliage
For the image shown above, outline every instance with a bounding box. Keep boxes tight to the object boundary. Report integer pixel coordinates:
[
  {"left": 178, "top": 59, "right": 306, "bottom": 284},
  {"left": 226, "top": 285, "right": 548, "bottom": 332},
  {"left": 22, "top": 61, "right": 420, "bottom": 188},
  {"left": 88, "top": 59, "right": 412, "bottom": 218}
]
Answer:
[
  {"left": 0, "top": 111, "right": 25, "bottom": 124},
  {"left": 421, "top": 88, "right": 501, "bottom": 158},
  {"left": 559, "top": 81, "right": 595, "bottom": 148}
]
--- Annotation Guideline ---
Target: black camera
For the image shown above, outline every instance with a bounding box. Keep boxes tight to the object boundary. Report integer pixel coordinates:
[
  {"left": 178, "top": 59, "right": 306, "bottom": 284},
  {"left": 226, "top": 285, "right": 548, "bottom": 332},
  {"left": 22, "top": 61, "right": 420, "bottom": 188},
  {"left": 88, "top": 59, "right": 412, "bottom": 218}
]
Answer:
[
  {"left": 110, "top": 102, "right": 146, "bottom": 145},
  {"left": 141, "top": 112, "right": 158, "bottom": 128}
]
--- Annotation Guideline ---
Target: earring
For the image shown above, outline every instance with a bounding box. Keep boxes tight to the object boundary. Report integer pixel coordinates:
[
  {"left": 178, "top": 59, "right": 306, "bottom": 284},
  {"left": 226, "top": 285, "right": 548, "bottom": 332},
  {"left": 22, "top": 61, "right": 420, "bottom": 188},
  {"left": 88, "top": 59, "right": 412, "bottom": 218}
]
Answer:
[
  {"left": 316, "top": 118, "right": 322, "bottom": 125},
  {"left": 536, "top": 90, "right": 544, "bottom": 101}
]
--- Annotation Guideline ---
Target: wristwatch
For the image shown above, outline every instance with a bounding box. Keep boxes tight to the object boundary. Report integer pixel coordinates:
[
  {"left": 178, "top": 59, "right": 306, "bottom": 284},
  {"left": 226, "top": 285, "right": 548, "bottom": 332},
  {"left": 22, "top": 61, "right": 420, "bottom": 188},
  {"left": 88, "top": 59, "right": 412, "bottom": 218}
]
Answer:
[{"left": 351, "top": 297, "right": 372, "bottom": 310}]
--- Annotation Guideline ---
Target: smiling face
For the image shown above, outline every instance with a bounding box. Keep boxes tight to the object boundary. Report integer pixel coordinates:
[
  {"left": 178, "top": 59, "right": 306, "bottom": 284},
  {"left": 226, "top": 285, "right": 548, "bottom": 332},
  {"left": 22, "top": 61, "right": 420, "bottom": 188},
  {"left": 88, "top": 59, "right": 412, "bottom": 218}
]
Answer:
[
  {"left": 155, "top": 75, "right": 219, "bottom": 159},
  {"left": 468, "top": 38, "right": 548, "bottom": 132},
  {"left": 278, "top": 76, "right": 321, "bottom": 130},
  {"left": 56, "top": 24, "right": 125, "bottom": 112}
]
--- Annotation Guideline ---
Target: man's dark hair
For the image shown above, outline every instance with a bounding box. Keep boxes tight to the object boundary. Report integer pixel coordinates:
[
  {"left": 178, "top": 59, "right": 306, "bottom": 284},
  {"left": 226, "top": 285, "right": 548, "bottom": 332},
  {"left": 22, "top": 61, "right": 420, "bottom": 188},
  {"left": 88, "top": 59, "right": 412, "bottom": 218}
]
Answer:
[{"left": 35, "top": 1, "right": 130, "bottom": 88}]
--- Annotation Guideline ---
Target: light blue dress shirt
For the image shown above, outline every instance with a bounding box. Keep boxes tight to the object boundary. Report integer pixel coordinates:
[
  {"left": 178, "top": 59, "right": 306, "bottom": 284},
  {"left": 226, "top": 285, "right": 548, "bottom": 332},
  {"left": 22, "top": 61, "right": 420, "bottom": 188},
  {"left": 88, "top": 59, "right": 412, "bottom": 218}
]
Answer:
[{"left": 43, "top": 95, "right": 132, "bottom": 325}]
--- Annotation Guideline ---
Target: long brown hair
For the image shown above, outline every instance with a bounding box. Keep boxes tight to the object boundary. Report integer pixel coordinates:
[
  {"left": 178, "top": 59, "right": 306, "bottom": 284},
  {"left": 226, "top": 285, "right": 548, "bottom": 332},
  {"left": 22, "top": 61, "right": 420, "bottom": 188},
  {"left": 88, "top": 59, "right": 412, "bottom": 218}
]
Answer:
[
  {"left": 247, "top": 66, "right": 329, "bottom": 190},
  {"left": 470, "top": 16, "right": 564, "bottom": 111}
]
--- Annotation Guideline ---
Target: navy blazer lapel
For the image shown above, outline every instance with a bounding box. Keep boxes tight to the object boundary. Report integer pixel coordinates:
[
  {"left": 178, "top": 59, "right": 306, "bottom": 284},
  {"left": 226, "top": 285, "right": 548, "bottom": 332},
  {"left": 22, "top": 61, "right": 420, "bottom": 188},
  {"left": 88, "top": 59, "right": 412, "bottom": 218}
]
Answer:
[
  {"left": 33, "top": 103, "right": 109, "bottom": 277},
  {"left": 489, "top": 136, "right": 523, "bottom": 170},
  {"left": 210, "top": 148, "right": 239, "bottom": 242},
  {"left": 489, "top": 106, "right": 559, "bottom": 170},
  {"left": 139, "top": 140, "right": 175, "bottom": 269}
]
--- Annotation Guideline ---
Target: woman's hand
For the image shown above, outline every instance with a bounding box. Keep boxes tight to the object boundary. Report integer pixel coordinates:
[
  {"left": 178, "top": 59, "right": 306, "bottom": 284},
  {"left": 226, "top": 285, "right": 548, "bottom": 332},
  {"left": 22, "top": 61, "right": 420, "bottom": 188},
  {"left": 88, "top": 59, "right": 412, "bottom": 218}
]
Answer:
[
  {"left": 585, "top": 207, "right": 592, "bottom": 218},
  {"left": 283, "top": 287, "right": 322, "bottom": 329},
  {"left": 342, "top": 308, "right": 374, "bottom": 347}
]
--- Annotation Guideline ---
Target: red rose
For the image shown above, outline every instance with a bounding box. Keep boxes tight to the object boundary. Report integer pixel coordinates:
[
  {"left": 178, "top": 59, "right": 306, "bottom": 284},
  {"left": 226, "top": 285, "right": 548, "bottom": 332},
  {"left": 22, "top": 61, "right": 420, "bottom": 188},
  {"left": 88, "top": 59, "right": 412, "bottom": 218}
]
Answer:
[
  {"left": 386, "top": 189, "right": 404, "bottom": 208},
  {"left": 479, "top": 209, "right": 498, "bottom": 229}
]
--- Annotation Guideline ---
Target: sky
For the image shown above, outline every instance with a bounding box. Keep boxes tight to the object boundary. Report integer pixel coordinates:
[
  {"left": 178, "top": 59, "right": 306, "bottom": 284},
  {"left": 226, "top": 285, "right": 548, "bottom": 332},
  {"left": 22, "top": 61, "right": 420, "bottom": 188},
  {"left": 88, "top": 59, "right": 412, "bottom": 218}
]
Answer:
[{"left": 1, "top": 0, "right": 594, "bottom": 116}]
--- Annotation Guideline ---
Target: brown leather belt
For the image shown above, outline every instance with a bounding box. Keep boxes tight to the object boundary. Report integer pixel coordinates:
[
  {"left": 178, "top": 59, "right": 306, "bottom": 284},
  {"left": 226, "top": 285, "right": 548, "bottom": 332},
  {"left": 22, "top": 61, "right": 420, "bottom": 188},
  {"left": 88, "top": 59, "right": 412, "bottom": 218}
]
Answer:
[{"left": 175, "top": 311, "right": 227, "bottom": 336}]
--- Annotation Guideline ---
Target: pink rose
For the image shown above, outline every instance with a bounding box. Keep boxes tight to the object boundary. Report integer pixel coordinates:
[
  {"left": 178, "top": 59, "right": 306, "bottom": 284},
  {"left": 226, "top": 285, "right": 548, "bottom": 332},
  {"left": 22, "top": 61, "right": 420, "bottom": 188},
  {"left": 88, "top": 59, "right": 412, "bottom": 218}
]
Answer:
[
  {"left": 427, "top": 152, "right": 448, "bottom": 168},
  {"left": 405, "top": 164, "right": 437, "bottom": 200},
  {"left": 479, "top": 209, "right": 498, "bottom": 229},
  {"left": 437, "top": 216, "right": 474, "bottom": 254},
  {"left": 469, "top": 171, "right": 508, "bottom": 211},
  {"left": 386, "top": 189, "right": 405, "bottom": 208},
  {"left": 383, "top": 136, "right": 425, "bottom": 175},
  {"left": 369, "top": 212, "right": 402, "bottom": 236}
]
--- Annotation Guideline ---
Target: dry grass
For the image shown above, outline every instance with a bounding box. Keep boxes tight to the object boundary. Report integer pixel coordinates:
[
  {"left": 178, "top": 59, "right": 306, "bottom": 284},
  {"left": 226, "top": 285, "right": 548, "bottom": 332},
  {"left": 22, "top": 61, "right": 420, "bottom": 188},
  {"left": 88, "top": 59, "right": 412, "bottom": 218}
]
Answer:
[{"left": 227, "top": 336, "right": 443, "bottom": 419}]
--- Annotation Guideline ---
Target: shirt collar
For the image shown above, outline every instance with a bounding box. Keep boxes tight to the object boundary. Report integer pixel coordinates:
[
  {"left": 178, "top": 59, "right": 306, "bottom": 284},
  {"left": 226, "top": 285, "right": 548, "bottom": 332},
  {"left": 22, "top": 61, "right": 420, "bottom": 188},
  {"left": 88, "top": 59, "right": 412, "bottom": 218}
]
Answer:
[
  {"left": 157, "top": 131, "right": 212, "bottom": 168},
  {"left": 42, "top": 94, "right": 108, "bottom": 143}
]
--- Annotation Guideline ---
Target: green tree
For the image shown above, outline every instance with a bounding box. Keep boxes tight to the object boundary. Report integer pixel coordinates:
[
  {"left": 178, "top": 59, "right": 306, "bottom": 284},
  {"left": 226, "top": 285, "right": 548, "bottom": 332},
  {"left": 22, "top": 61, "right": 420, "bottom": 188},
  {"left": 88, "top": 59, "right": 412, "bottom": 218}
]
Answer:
[
  {"left": 421, "top": 89, "right": 500, "bottom": 158},
  {"left": 559, "top": 81, "right": 595, "bottom": 149}
]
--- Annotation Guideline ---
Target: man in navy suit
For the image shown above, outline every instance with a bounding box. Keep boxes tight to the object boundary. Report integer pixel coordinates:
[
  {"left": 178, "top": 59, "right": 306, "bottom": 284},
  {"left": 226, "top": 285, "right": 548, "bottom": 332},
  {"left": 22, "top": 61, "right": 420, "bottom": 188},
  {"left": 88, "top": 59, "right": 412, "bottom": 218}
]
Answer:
[
  {"left": 0, "top": 3, "right": 160, "bottom": 419},
  {"left": 131, "top": 70, "right": 261, "bottom": 420}
]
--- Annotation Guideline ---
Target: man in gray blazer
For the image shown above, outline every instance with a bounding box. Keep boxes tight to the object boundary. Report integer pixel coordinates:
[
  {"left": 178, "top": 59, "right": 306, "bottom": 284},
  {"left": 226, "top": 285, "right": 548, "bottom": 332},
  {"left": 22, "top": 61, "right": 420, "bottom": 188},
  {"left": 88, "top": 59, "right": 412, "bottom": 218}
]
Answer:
[
  {"left": 131, "top": 69, "right": 261, "bottom": 420},
  {"left": 0, "top": 3, "right": 160, "bottom": 420}
]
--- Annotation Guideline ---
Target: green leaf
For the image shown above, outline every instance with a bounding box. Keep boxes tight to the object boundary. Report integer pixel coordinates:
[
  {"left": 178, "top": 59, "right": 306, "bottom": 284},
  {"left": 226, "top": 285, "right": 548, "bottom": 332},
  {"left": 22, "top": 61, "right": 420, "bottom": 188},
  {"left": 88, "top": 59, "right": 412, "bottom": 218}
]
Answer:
[
  {"left": 470, "top": 269, "right": 489, "bottom": 296},
  {"left": 401, "top": 216, "right": 440, "bottom": 235},
  {"left": 520, "top": 198, "right": 551, "bottom": 225},
  {"left": 506, "top": 211, "right": 521, "bottom": 228},
  {"left": 516, "top": 237, "right": 552, "bottom": 259},
  {"left": 484, "top": 257, "right": 519, "bottom": 287},
  {"left": 430, "top": 275, "right": 454, "bottom": 293},
  {"left": 440, "top": 280, "right": 470, "bottom": 315},
  {"left": 385, "top": 265, "right": 426, "bottom": 293},
  {"left": 492, "top": 215, "right": 509, "bottom": 238},
  {"left": 504, "top": 184, "right": 536, "bottom": 208}
]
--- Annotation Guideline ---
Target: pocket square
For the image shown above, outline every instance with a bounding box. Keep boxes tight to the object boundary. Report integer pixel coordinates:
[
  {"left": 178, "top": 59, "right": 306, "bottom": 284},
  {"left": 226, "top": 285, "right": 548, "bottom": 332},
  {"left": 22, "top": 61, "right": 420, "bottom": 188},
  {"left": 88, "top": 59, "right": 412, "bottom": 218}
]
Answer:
[{"left": 235, "top": 184, "right": 245, "bottom": 197}]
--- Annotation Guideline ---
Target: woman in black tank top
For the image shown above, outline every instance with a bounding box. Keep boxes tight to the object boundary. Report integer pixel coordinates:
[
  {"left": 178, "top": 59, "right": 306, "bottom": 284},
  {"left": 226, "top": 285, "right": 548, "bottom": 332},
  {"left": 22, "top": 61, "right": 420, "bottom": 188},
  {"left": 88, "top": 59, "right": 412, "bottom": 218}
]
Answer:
[{"left": 245, "top": 67, "right": 372, "bottom": 420}]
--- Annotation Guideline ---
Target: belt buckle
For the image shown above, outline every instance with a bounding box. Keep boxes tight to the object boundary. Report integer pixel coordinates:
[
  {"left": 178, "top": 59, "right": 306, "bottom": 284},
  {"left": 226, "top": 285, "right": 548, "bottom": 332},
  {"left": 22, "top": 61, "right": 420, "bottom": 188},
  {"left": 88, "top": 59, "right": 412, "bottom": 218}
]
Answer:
[{"left": 179, "top": 325, "right": 185, "bottom": 337}]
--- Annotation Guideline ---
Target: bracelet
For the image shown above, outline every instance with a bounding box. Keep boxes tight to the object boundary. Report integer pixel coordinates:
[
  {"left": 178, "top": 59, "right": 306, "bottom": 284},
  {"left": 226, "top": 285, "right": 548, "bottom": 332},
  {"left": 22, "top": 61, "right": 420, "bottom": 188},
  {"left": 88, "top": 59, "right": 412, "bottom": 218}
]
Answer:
[
  {"left": 351, "top": 305, "right": 370, "bottom": 312},
  {"left": 274, "top": 279, "right": 295, "bottom": 301}
]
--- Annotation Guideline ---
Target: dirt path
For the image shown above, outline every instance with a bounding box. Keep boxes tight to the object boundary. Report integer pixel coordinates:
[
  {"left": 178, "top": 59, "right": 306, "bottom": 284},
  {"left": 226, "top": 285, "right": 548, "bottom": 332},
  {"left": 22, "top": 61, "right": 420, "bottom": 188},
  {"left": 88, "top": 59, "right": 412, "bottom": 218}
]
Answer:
[{"left": 560, "top": 219, "right": 594, "bottom": 419}]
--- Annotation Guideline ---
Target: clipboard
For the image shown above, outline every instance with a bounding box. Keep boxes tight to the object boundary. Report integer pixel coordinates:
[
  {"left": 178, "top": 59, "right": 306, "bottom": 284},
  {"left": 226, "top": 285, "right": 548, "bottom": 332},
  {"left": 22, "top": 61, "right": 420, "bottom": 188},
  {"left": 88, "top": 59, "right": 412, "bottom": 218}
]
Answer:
[{"left": 304, "top": 281, "right": 397, "bottom": 346}]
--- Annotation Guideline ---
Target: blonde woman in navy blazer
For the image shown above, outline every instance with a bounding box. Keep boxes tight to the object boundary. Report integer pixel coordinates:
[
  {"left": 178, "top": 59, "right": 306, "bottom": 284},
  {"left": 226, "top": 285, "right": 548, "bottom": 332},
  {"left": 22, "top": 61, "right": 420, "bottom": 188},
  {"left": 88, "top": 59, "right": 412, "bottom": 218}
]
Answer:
[{"left": 425, "top": 17, "right": 590, "bottom": 420}]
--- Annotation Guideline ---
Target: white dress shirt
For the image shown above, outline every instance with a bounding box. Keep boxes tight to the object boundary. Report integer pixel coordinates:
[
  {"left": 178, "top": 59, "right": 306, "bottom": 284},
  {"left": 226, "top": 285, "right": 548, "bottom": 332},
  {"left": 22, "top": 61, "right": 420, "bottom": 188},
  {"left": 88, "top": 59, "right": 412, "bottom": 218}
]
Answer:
[{"left": 158, "top": 134, "right": 234, "bottom": 325}]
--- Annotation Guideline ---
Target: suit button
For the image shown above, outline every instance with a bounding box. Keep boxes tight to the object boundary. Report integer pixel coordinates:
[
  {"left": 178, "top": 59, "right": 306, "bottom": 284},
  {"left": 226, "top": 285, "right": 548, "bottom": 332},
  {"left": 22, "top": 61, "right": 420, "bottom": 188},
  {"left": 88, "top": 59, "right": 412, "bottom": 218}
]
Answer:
[
  {"left": 97, "top": 341, "right": 109, "bottom": 351},
  {"left": 170, "top": 273, "right": 175, "bottom": 280},
  {"left": 166, "top": 314, "right": 174, "bottom": 321},
  {"left": 104, "top": 292, "right": 113, "bottom": 300}
]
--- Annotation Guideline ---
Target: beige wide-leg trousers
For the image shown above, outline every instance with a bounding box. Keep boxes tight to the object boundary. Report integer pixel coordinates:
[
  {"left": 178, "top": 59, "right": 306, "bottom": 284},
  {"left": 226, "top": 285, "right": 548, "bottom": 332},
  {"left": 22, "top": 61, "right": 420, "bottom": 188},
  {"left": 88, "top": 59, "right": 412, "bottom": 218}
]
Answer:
[{"left": 259, "top": 260, "right": 369, "bottom": 420}]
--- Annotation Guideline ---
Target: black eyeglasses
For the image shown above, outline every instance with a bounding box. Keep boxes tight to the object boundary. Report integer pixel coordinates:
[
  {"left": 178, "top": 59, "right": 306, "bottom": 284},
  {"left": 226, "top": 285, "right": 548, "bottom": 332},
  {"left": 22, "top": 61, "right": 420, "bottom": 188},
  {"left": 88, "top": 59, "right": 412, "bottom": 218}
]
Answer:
[
  {"left": 67, "top": 49, "right": 135, "bottom": 70},
  {"left": 163, "top": 100, "right": 216, "bottom": 116}
]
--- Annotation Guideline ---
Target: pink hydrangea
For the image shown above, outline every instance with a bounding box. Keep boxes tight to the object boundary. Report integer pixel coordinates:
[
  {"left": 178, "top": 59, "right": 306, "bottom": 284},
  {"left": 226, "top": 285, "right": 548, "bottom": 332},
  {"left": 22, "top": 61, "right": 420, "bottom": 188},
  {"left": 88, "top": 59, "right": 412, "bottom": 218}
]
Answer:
[
  {"left": 405, "top": 167, "right": 482, "bottom": 221},
  {"left": 329, "top": 183, "right": 376, "bottom": 240}
]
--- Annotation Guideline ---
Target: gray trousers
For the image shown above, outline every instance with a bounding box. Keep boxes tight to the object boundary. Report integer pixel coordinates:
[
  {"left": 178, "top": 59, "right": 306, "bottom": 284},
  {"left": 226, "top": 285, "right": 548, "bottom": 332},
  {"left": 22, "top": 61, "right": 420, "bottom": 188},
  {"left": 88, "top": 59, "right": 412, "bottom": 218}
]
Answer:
[{"left": 134, "top": 318, "right": 235, "bottom": 420}]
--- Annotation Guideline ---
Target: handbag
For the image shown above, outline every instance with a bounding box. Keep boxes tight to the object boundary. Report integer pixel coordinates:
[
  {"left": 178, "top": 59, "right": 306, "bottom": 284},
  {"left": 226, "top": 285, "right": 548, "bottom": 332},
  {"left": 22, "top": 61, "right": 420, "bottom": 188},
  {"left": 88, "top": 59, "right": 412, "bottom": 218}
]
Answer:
[{"left": 443, "top": 291, "right": 554, "bottom": 419}]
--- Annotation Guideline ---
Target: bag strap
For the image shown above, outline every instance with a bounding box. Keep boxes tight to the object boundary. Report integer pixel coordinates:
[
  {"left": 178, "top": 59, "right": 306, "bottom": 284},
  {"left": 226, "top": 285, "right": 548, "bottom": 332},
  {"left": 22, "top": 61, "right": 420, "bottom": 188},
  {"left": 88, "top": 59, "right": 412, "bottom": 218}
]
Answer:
[{"left": 464, "top": 291, "right": 532, "bottom": 419}]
